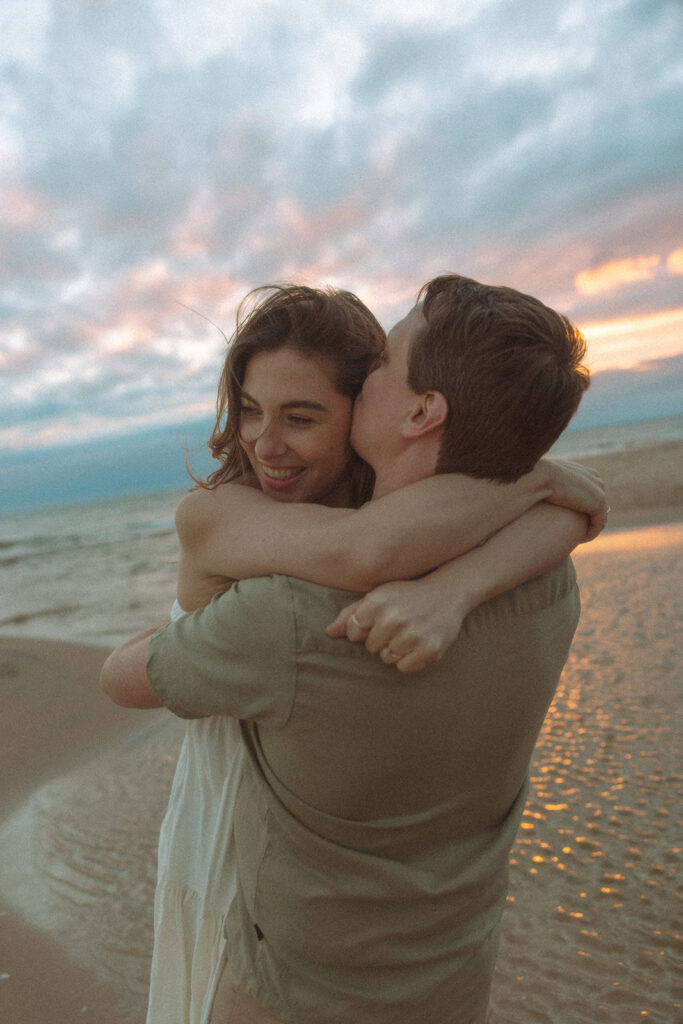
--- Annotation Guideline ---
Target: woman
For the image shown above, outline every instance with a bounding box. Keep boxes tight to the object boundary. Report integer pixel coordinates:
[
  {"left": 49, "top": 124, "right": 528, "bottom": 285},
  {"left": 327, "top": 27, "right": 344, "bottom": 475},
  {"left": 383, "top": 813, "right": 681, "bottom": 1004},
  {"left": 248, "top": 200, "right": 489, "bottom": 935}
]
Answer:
[
  {"left": 176, "top": 284, "right": 383, "bottom": 612},
  {"left": 148, "top": 285, "right": 386, "bottom": 1024},
  {"left": 105, "top": 284, "right": 600, "bottom": 1024}
]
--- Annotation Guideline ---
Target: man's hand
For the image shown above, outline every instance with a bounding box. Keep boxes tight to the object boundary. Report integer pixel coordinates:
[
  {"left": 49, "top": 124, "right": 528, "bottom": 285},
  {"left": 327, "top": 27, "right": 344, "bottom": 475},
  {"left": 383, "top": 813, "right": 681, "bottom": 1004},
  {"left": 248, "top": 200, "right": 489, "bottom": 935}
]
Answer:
[{"left": 543, "top": 458, "right": 608, "bottom": 540}]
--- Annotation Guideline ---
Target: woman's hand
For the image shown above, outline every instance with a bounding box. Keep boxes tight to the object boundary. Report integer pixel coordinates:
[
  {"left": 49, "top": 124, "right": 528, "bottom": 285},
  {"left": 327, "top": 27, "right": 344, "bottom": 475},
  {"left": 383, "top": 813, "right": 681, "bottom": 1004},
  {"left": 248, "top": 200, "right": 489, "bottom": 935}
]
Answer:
[
  {"left": 326, "top": 578, "right": 468, "bottom": 673},
  {"left": 542, "top": 458, "right": 607, "bottom": 540},
  {"left": 325, "top": 498, "right": 593, "bottom": 674}
]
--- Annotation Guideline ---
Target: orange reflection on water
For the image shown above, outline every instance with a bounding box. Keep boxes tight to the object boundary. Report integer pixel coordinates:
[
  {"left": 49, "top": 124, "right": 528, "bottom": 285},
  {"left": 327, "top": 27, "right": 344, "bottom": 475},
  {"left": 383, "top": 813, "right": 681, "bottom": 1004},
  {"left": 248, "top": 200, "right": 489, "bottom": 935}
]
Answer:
[{"left": 576, "top": 523, "right": 683, "bottom": 554}]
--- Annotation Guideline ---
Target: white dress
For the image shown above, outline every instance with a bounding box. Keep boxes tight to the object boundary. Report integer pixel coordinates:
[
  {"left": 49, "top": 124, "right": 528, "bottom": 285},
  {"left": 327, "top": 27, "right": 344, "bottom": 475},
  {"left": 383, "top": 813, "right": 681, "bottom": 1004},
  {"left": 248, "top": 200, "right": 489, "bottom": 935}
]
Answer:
[{"left": 146, "top": 601, "right": 245, "bottom": 1024}]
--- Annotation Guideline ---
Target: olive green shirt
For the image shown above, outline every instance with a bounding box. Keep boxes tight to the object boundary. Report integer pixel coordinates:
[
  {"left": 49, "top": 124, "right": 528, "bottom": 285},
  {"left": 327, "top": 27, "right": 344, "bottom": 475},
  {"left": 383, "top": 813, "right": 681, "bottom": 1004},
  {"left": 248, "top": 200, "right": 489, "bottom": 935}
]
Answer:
[{"left": 148, "top": 559, "right": 580, "bottom": 1023}]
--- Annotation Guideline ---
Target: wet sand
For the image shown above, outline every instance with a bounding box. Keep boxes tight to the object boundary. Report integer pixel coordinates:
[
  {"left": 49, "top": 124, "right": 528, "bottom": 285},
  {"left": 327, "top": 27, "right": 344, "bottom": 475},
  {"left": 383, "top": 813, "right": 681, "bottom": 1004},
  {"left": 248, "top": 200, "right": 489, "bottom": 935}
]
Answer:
[
  {"left": 1, "top": 441, "right": 681, "bottom": 1023},
  {"left": 0, "top": 639, "right": 179, "bottom": 1024},
  {"left": 571, "top": 438, "right": 683, "bottom": 530}
]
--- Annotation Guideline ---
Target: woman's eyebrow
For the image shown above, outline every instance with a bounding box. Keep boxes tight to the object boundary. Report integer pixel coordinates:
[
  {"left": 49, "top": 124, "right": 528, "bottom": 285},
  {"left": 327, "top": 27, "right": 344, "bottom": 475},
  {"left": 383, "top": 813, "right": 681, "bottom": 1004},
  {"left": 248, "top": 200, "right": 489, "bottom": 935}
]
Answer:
[
  {"left": 239, "top": 389, "right": 259, "bottom": 404},
  {"left": 239, "top": 390, "right": 328, "bottom": 413},
  {"left": 281, "top": 400, "right": 328, "bottom": 412}
]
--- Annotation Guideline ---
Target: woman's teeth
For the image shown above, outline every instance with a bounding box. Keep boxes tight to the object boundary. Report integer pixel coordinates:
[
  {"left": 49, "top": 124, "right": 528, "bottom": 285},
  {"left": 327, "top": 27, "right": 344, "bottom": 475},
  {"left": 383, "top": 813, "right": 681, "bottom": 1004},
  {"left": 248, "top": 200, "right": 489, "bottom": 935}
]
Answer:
[{"left": 263, "top": 467, "right": 303, "bottom": 480}]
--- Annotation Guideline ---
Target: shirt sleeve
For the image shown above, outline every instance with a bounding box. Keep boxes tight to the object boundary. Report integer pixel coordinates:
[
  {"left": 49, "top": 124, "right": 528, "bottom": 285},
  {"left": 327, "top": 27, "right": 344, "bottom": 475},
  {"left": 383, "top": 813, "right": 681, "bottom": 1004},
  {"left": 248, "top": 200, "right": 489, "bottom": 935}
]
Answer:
[{"left": 147, "top": 575, "right": 297, "bottom": 726}]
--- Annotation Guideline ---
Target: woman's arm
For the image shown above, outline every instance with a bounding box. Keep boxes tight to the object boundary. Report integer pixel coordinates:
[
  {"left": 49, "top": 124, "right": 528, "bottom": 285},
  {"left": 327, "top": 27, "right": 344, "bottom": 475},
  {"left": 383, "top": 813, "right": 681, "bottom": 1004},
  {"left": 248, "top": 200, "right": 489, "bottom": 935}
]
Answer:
[
  {"left": 176, "top": 549, "right": 235, "bottom": 612},
  {"left": 325, "top": 503, "right": 588, "bottom": 671},
  {"left": 177, "top": 459, "right": 605, "bottom": 594},
  {"left": 100, "top": 626, "right": 163, "bottom": 708}
]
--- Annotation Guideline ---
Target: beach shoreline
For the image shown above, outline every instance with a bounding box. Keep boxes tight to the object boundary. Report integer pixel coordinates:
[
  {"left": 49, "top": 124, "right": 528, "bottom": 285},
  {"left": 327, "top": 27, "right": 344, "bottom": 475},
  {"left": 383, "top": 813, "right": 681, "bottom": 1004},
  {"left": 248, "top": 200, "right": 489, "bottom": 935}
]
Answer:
[
  {"left": 0, "top": 637, "right": 172, "bottom": 1024},
  {"left": 1, "top": 440, "right": 681, "bottom": 1022},
  {"left": 570, "top": 438, "right": 683, "bottom": 530}
]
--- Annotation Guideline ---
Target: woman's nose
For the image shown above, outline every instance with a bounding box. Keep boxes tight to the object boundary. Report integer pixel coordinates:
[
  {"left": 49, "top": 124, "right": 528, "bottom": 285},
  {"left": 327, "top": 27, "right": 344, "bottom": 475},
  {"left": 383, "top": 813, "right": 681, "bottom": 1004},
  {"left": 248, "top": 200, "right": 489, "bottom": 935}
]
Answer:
[{"left": 253, "top": 421, "right": 288, "bottom": 459}]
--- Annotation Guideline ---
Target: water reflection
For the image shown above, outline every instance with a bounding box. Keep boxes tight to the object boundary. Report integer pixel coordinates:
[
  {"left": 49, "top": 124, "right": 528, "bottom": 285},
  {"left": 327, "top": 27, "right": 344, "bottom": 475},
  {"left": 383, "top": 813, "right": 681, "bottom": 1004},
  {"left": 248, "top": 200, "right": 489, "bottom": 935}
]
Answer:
[
  {"left": 491, "top": 537, "right": 682, "bottom": 1022},
  {"left": 577, "top": 521, "right": 683, "bottom": 553}
]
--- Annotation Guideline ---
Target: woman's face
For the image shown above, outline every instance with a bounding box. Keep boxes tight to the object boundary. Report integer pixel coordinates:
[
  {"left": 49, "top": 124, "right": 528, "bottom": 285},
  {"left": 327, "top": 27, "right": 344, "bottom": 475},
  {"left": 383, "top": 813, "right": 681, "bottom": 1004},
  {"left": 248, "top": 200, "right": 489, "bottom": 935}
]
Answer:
[{"left": 238, "top": 346, "right": 355, "bottom": 505}]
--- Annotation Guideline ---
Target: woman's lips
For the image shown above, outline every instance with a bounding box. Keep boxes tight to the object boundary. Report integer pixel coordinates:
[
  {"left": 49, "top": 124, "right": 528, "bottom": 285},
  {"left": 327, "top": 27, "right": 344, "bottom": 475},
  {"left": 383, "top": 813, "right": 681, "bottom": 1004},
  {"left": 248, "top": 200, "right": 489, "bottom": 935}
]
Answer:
[{"left": 260, "top": 466, "right": 306, "bottom": 489}]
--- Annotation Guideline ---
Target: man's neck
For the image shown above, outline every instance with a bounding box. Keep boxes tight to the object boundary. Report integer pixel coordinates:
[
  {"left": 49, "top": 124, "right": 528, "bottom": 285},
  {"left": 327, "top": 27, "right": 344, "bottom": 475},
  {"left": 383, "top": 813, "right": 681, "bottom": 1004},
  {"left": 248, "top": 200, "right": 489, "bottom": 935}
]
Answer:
[{"left": 371, "top": 449, "right": 438, "bottom": 499}]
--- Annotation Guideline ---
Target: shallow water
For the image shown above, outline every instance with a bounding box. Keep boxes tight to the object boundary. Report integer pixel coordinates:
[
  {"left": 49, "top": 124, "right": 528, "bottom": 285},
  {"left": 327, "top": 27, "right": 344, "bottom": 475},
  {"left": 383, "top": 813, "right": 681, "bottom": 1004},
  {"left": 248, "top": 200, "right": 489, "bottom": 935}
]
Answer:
[
  {"left": 549, "top": 414, "right": 683, "bottom": 458},
  {"left": 491, "top": 532, "right": 682, "bottom": 1022},
  {"left": 0, "top": 529, "right": 680, "bottom": 1022},
  {"left": 0, "top": 490, "right": 183, "bottom": 645},
  {"left": 0, "top": 717, "right": 184, "bottom": 1022}
]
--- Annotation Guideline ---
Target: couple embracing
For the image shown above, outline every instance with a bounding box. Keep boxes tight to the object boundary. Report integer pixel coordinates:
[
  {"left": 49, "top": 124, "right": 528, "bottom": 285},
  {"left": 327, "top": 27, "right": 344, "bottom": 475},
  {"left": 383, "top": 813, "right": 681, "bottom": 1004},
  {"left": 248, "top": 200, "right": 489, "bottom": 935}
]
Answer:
[{"left": 102, "top": 273, "right": 606, "bottom": 1024}]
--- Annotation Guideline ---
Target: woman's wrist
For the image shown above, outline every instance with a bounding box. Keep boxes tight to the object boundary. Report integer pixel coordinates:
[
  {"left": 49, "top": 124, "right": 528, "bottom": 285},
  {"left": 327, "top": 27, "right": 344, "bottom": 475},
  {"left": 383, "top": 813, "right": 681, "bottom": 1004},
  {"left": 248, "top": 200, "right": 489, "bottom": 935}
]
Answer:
[{"left": 429, "top": 554, "right": 489, "bottom": 618}]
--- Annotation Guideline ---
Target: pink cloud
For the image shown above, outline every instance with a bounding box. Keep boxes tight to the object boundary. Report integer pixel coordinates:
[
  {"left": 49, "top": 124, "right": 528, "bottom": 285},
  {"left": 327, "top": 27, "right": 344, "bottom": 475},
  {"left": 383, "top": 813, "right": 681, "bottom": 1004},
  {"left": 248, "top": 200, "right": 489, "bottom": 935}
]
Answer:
[
  {"left": 580, "top": 306, "right": 683, "bottom": 370},
  {"left": 128, "top": 260, "right": 170, "bottom": 294},
  {"left": 574, "top": 256, "right": 661, "bottom": 296},
  {"left": 666, "top": 247, "right": 683, "bottom": 275},
  {"left": 175, "top": 272, "right": 247, "bottom": 316},
  {"left": 0, "top": 185, "right": 49, "bottom": 227}
]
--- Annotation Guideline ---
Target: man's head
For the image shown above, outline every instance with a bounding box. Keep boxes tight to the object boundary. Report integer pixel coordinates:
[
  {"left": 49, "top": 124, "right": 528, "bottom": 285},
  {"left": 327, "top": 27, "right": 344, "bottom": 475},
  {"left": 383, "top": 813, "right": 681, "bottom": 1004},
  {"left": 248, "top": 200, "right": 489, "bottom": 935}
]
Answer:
[{"left": 353, "top": 273, "right": 590, "bottom": 489}]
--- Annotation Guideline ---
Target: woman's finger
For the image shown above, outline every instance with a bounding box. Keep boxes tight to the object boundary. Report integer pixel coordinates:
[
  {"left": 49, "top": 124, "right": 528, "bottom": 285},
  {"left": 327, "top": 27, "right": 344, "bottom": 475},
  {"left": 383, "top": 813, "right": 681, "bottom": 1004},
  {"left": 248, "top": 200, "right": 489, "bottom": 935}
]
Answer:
[
  {"left": 396, "top": 645, "right": 442, "bottom": 673},
  {"left": 325, "top": 602, "right": 366, "bottom": 640},
  {"left": 363, "top": 616, "right": 410, "bottom": 654}
]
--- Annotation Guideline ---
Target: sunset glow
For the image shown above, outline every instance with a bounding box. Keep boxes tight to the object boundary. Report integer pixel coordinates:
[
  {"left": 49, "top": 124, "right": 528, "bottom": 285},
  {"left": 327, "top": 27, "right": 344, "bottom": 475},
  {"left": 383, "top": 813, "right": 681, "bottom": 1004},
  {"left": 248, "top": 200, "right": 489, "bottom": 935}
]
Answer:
[
  {"left": 581, "top": 307, "right": 683, "bottom": 370},
  {"left": 575, "top": 256, "right": 661, "bottom": 296},
  {"left": 1, "top": 0, "right": 681, "bottom": 509}
]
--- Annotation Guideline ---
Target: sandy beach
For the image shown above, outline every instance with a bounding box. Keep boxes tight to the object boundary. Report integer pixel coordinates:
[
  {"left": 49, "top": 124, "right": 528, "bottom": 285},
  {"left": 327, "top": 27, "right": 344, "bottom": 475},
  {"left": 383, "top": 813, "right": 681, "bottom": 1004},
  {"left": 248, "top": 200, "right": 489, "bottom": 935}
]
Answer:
[{"left": 1, "top": 439, "right": 681, "bottom": 1023}]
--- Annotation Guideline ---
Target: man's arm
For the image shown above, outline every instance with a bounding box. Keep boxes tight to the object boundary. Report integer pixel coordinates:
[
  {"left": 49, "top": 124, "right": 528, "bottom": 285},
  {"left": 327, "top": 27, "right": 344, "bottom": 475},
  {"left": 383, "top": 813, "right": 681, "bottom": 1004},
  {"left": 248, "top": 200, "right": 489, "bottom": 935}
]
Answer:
[
  {"left": 177, "top": 459, "right": 605, "bottom": 593},
  {"left": 326, "top": 504, "right": 587, "bottom": 671},
  {"left": 102, "top": 577, "right": 297, "bottom": 723},
  {"left": 100, "top": 626, "right": 163, "bottom": 708}
]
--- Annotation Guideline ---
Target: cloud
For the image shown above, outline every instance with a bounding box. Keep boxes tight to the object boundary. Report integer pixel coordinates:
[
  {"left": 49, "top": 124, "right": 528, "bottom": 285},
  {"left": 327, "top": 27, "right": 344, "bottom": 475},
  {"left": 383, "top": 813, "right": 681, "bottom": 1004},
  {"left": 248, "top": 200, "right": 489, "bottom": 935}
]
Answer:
[
  {"left": 575, "top": 256, "right": 661, "bottom": 296},
  {"left": 575, "top": 244, "right": 683, "bottom": 298},
  {"left": 0, "top": 0, "right": 681, "bottom": 475},
  {"left": 581, "top": 306, "right": 683, "bottom": 370},
  {"left": 667, "top": 248, "right": 683, "bottom": 275}
]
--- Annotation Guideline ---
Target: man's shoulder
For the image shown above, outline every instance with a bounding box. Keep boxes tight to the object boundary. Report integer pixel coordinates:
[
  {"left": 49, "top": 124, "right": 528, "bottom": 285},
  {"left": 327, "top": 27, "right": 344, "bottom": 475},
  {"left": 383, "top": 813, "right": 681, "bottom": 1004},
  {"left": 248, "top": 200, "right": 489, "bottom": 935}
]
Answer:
[{"left": 460, "top": 557, "right": 578, "bottom": 638}]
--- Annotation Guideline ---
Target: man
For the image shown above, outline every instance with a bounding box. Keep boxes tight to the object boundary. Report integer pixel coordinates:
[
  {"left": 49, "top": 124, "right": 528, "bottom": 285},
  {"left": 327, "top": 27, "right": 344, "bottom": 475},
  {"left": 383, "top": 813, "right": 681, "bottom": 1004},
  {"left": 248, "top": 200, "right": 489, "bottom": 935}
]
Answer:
[{"left": 102, "top": 274, "right": 604, "bottom": 1023}]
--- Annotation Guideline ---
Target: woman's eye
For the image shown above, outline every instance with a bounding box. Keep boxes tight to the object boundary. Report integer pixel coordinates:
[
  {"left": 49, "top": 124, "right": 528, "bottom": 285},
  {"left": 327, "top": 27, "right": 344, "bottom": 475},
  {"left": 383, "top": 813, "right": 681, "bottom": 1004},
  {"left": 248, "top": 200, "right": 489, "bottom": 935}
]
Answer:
[
  {"left": 288, "top": 415, "right": 314, "bottom": 425},
  {"left": 239, "top": 405, "right": 260, "bottom": 417}
]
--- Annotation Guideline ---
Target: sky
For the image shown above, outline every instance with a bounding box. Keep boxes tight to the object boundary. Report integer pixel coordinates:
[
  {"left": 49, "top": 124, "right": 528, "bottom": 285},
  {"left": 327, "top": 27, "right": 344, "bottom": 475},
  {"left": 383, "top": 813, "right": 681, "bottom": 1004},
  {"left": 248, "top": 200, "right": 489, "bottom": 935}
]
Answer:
[{"left": 1, "top": 0, "right": 682, "bottom": 512}]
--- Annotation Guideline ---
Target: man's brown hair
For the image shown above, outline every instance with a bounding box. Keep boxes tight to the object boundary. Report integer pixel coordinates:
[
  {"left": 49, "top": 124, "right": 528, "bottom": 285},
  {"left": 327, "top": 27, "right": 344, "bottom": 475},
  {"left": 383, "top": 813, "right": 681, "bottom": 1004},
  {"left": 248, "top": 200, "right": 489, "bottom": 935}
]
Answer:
[{"left": 408, "top": 274, "right": 590, "bottom": 482}]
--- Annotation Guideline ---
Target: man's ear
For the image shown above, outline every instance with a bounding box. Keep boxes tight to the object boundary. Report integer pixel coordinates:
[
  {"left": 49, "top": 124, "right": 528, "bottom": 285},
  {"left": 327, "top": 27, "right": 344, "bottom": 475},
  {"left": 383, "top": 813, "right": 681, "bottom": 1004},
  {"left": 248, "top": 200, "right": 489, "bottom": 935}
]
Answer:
[{"left": 401, "top": 390, "right": 448, "bottom": 439}]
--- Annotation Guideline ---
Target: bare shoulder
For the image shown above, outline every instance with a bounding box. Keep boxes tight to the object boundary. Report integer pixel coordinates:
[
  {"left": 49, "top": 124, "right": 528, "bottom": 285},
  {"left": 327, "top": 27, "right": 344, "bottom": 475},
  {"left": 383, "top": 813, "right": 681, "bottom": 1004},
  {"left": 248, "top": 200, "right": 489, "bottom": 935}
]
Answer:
[
  {"left": 175, "top": 479, "right": 266, "bottom": 548},
  {"left": 175, "top": 487, "right": 214, "bottom": 538}
]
